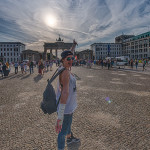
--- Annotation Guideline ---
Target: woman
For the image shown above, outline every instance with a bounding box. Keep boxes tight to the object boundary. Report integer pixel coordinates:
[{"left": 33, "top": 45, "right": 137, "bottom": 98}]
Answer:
[
  {"left": 55, "top": 41, "right": 80, "bottom": 150},
  {"left": 38, "top": 60, "right": 44, "bottom": 75}
]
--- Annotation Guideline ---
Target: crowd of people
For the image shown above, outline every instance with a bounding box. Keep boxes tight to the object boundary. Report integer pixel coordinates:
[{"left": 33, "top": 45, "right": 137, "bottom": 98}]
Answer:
[{"left": 0, "top": 58, "right": 149, "bottom": 78}]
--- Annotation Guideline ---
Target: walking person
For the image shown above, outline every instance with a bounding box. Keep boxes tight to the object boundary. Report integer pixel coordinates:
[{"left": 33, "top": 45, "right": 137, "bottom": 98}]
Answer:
[
  {"left": 55, "top": 40, "right": 80, "bottom": 150},
  {"left": 29, "top": 61, "right": 34, "bottom": 74},
  {"left": 142, "top": 59, "right": 146, "bottom": 71},
  {"left": 0, "top": 62, "right": 3, "bottom": 77},
  {"left": 14, "top": 62, "right": 19, "bottom": 74}
]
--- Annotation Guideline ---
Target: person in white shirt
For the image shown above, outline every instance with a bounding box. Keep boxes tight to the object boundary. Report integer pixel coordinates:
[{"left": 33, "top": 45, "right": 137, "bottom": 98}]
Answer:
[{"left": 14, "top": 62, "right": 19, "bottom": 74}]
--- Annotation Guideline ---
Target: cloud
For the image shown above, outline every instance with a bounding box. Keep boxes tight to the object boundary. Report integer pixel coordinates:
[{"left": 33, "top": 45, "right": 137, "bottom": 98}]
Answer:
[{"left": 0, "top": 0, "right": 150, "bottom": 51}]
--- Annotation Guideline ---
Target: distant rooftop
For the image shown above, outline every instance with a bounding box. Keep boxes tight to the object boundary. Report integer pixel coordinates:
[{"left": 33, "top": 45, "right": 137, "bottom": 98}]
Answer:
[
  {"left": 123, "top": 31, "right": 150, "bottom": 42},
  {"left": 0, "top": 42, "right": 25, "bottom": 45}
]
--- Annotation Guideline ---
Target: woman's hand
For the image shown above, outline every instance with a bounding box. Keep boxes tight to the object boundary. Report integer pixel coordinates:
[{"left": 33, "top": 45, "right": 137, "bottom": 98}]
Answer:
[{"left": 55, "top": 119, "right": 63, "bottom": 133}]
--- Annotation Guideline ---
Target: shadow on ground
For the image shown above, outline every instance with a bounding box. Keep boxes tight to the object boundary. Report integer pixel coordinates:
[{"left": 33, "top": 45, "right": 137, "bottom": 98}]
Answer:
[
  {"left": 34, "top": 74, "right": 43, "bottom": 83},
  {"left": 21, "top": 74, "right": 31, "bottom": 80},
  {"left": 67, "top": 141, "right": 81, "bottom": 150},
  {"left": 73, "top": 73, "right": 81, "bottom": 80}
]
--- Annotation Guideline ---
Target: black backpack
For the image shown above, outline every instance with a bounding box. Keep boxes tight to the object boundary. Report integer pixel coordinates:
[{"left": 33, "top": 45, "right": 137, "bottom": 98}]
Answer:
[{"left": 40, "top": 67, "right": 65, "bottom": 115}]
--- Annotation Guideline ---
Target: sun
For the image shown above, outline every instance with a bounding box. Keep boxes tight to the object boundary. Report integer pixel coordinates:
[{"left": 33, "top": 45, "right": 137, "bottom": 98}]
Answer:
[{"left": 45, "top": 15, "right": 57, "bottom": 27}]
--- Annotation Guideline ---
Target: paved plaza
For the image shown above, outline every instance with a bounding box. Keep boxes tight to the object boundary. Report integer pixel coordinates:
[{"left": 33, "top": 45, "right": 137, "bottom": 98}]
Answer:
[{"left": 0, "top": 65, "right": 150, "bottom": 150}]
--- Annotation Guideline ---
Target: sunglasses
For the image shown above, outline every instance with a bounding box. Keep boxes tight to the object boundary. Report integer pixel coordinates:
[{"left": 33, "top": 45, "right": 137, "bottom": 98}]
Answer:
[{"left": 66, "top": 57, "right": 75, "bottom": 61}]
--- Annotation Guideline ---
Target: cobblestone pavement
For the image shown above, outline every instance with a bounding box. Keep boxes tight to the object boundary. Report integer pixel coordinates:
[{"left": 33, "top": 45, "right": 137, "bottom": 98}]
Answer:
[{"left": 0, "top": 65, "right": 150, "bottom": 150}]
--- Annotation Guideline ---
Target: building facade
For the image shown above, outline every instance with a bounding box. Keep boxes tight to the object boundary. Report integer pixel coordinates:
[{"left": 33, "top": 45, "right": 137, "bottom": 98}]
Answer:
[
  {"left": 91, "top": 43, "right": 122, "bottom": 60},
  {"left": 21, "top": 49, "right": 42, "bottom": 62},
  {"left": 91, "top": 31, "right": 150, "bottom": 60},
  {"left": 76, "top": 49, "right": 93, "bottom": 60},
  {"left": 122, "top": 31, "right": 150, "bottom": 59},
  {"left": 0, "top": 42, "right": 25, "bottom": 63}
]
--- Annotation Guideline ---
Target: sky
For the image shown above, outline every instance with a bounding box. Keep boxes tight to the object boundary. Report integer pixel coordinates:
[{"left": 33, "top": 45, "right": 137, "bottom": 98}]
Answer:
[{"left": 0, "top": 0, "right": 150, "bottom": 52}]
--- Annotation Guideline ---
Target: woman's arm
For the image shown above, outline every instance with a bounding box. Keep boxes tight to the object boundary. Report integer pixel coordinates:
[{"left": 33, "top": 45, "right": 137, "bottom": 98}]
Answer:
[
  {"left": 55, "top": 70, "right": 70, "bottom": 133},
  {"left": 60, "top": 70, "right": 70, "bottom": 104},
  {"left": 70, "top": 39, "right": 78, "bottom": 55}
]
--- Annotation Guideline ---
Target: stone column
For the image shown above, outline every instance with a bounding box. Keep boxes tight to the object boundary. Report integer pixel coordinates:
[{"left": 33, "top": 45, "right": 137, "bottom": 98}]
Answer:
[
  {"left": 55, "top": 49, "right": 57, "bottom": 58},
  {"left": 44, "top": 47, "right": 47, "bottom": 60},
  {"left": 50, "top": 49, "right": 52, "bottom": 59}
]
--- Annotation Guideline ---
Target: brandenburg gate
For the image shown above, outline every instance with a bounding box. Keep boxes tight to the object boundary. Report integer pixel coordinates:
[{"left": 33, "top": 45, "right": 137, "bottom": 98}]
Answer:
[{"left": 43, "top": 36, "right": 73, "bottom": 60}]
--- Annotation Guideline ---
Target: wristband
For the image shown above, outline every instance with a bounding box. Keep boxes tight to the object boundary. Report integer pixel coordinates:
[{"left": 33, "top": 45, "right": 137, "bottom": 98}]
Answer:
[{"left": 57, "top": 104, "right": 66, "bottom": 125}]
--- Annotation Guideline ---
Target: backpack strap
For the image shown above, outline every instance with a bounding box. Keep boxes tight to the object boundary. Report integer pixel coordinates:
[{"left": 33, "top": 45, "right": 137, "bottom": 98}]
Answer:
[{"left": 48, "top": 67, "right": 65, "bottom": 84}]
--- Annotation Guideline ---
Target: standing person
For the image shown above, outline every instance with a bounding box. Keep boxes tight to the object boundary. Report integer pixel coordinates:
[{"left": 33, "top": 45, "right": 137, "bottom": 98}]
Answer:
[
  {"left": 130, "top": 59, "right": 133, "bottom": 69},
  {"left": 101, "top": 59, "right": 104, "bottom": 69},
  {"left": 46, "top": 61, "right": 49, "bottom": 71},
  {"left": 142, "top": 59, "right": 146, "bottom": 71},
  {"left": 38, "top": 60, "right": 41, "bottom": 75},
  {"left": 55, "top": 40, "right": 80, "bottom": 150},
  {"left": 0, "top": 62, "right": 3, "bottom": 77},
  {"left": 14, "top": 62, "right": 19, "bottom": 74},
  {"left": 2, "top": 63, "right": 7, "bottom": 77},
  {"left": 56, "top": 59, "right": 58, "bottom": 67},
  {"left": 24, "top": 62, "right": 27, "bottom": 74},
  {"left": 57, "top": 59, "right": 60, "bottom": 66},
  {"left": 135, "top": 60, "right": 138, "bottom": 70},
  {"left": 30, "top": 61, "right": 34, "bottom": 74},
  {"left": 20, "top": 62, "right": 24, "bottom": 74},
  {"left": 50, "top": 60, "right": 53, "bottom": 71},
  {"left": 107, "top": 59, "right": 111, "bottom": 70},
  {"left": 40, "top": 60, "right": 44, "bottom": 75}
]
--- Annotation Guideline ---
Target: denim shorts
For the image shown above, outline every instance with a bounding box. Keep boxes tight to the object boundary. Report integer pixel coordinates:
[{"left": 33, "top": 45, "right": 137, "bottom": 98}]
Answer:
[{"left": 57, "top": 113, "right": 73, "bottom": 150}]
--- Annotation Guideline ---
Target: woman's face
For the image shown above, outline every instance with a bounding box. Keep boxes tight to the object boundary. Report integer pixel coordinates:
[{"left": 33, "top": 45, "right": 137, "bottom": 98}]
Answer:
[{"left": 63, "top": 55, "right": 74, "bottom": 68}]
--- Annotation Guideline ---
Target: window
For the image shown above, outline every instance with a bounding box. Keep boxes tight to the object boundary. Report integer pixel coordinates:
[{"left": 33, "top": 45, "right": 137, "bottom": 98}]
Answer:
[
  {"left": 7, "top": 53, "right": 9, "bottom": 56},
  {"left": 7, "top": 48, "right": 9, "bottom": 51},
  {"left": 14, "top": 53, "right": 15, "bottom": 56},
  {"left": 4, "top": 48, "right": 6, "bottom": 51},
  {"left": 11, "top": 53, "right": 12, "bottom": 56},
  {"left": 4, "top": 53, "right": 6, "bottom": 56},
  {"left": 96, "top": 48, "right": 100, "bottom": 51}
]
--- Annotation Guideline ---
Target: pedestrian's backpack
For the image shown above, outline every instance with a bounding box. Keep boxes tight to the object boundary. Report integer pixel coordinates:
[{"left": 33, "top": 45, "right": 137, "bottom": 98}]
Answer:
[{"left": 40, "top": 67, "right": 65, "bottom": 115}]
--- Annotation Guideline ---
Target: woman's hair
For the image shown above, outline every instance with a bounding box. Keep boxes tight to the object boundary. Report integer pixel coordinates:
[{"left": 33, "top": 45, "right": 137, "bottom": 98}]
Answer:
[{"left": 61, "top": 50, "right": 73, "bottom": 59}]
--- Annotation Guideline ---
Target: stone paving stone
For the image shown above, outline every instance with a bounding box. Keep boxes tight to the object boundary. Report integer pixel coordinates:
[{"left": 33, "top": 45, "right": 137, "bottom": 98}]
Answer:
[{"left": 0, "top": 65, "right": 150, "bottom": 150}]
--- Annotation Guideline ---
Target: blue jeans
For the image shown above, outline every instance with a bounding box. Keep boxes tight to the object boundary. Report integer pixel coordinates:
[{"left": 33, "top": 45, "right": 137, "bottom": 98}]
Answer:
[
  {"left": 57, "top": 113, "right": 73, "bottom": 150},
  {"left": 30, "top": 67, "right": 33, "bottom": 74}
]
